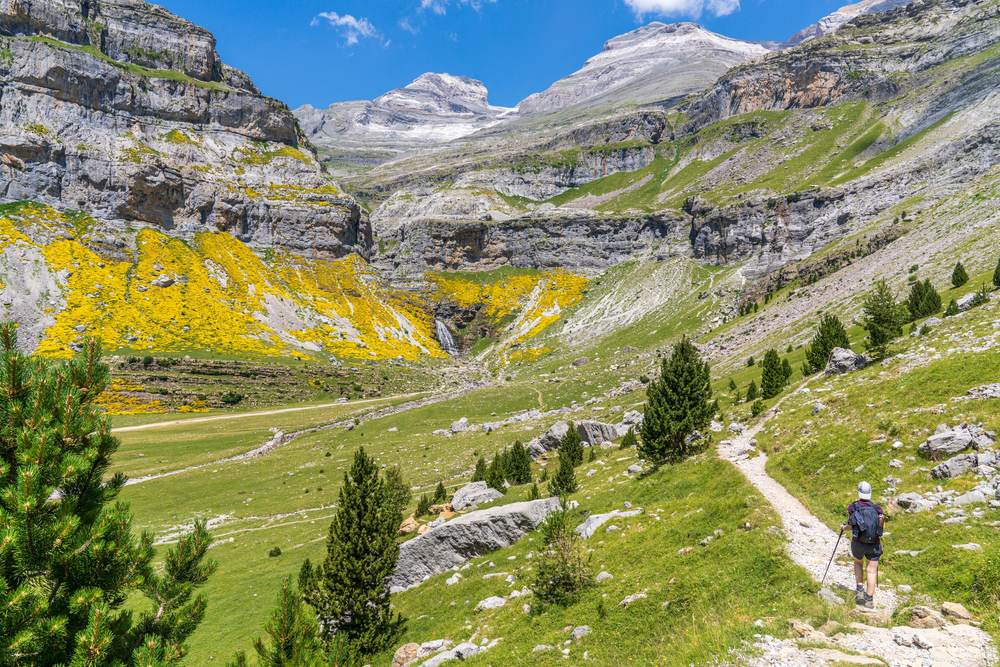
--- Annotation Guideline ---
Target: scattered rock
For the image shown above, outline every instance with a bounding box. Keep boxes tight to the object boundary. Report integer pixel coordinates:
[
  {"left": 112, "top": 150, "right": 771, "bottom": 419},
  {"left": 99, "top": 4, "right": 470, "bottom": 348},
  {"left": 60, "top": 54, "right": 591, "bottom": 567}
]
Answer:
[
  {"left": 572, "top": 357, "right": 590, "bottom": 367},
  {"left": 909, "top": 605, "right": 948, "bottom": 629},
  {"left": 931, "top": 453, "right": 977, "bottom": 479},
  {"left": 475, "top": 596, "right": 506, "bottom": 611},
  {"left": 596, "top": 571, "right": 613, "bottom": 582},
  {"left": 398, "top": 516, "right": 419, "bottom": 536},
  {"left": 967, "top": 384, "right": 1000, "bottom": 399},
  {"left": 941, "top": 602, "right": 972, "bottom": 621},
  {"left": 952, "top": 543, "right": 982, "bottom": 550},
  {"left": 532, "top": 645, "right": 553, "bottom": 652},
  {"left": 812, "top": 402, "right": 826, "bottom": 415},
  {"left": 575, "top": 508, "right": 642, "bottom": 539},
  {"left": 627, "top": 464, "right": 642, "bottom": 474},
  {"left": 450, "top": 418, "right": 469, "bottom": 433},
  {"left": 894, "top": 492, "right": 936, "bottom": 513},
  {"left": 392, "top": 643, "right": 420, "bottom": 667},
  {"left": 825, "top": 347, "right": 871, "bottom": 374},
  {"left": 728, "top": 422, "right": 746, "bottom": 434},
  {"left": 151, "top": 274, "right": 174, "bottom": 288},
  {"left": 451, "top": 481, "right": 503, "bottom": 511},
  {"left": 528, "top": 421, "right": 570, "bottom": 458},
  {"left": 919, "top": 423, "right": 994, "bottom": 460},
  {"left": 419, "top": 642, "right": 481, "bottom": 667},
  {"left": 570, "top": 626, "right": 591, "bottom": 640},
  {"left": 619, "top": 591, "right": 647, "bottom": 608},
  {"left": 818, "top": 587, "right": 844, "bottom": 606},
  {"left": 390, "top": 498, "right": 561, "bottom": 591},
  {"left": 445, "top": 573, "right": 462, "bottom": 586}
]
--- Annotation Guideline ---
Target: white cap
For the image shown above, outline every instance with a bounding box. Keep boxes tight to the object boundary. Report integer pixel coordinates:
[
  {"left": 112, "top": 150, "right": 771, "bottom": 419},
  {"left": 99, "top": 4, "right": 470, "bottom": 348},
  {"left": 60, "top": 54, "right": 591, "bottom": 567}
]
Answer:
[{"left": 857, "top": 481, "right": 872, "bottom": 500}]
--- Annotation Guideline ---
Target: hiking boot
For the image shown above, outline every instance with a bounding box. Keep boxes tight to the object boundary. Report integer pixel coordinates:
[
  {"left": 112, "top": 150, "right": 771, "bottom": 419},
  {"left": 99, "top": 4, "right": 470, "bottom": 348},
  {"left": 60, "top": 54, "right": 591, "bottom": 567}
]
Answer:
[
  {"left": 855, "top": 584, "right": 864, "bottom": 595},
  {"left": 862, "top": 594, "right": 874, "bottom": 609},
  {"left": 855, "top": 591, "right": 867, "bottom": 604}
]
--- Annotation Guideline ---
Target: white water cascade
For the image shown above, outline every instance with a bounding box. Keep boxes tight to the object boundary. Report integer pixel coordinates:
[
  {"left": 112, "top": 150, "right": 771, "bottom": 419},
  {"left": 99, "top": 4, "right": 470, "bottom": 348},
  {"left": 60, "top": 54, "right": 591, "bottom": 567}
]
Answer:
[{"left": 435, "top": 320, "right": 459, "bottom": 356}]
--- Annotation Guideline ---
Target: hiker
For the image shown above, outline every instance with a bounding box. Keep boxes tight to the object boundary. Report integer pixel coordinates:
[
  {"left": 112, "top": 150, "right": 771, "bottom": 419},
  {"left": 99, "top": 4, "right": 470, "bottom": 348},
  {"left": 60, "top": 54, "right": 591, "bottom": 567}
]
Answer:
[{"left": 843, "top": 481, "right": 884, "bottom": 608}]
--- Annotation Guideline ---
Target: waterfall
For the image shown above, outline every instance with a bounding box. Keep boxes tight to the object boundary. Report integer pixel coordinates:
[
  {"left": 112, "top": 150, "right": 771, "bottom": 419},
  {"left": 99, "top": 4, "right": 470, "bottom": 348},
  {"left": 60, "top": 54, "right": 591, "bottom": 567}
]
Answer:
[{"left": 435, "top": 320, "right": 459, "bottom": 356}]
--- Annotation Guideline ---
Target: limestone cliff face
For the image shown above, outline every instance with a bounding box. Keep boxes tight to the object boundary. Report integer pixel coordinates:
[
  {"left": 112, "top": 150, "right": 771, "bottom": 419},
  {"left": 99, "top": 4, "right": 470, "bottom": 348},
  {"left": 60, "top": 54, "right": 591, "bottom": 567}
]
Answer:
[{"left": 0, "top": 0, "right": 369, "bottom": 259}]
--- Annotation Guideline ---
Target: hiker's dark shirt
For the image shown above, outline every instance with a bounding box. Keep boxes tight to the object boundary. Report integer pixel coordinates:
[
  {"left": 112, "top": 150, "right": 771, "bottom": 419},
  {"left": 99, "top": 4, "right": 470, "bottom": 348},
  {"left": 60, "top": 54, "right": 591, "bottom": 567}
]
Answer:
[{"left": 846, "top": 500, "right": 883, "bottom": 545}]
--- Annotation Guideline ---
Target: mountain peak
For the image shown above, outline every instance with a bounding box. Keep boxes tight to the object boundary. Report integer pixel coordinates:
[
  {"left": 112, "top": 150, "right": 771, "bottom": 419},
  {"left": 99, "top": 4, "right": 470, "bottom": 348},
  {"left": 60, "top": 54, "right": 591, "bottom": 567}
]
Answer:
[{"left": 786, "top": 0, "right": 910, "bottom": 45}]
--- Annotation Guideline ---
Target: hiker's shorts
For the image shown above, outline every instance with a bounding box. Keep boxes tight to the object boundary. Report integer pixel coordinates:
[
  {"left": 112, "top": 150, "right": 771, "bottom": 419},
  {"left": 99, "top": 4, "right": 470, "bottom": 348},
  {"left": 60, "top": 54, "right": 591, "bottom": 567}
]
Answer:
[{"left": 851, "top": 540, "right": 882, "bottom": 561}]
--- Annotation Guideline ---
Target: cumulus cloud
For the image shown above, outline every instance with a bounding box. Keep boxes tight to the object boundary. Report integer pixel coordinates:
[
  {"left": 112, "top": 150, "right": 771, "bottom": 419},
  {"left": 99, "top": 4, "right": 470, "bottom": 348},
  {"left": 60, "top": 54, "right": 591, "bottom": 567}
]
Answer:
[
  {"left": 624, "top": 0, "right": 740, "bottom": 18},
  {"left": 418, "top": 0, "right": 497, "bottom": 15},
  {"left": 311, "top": 11, "right": 380, "bottom": 45}
]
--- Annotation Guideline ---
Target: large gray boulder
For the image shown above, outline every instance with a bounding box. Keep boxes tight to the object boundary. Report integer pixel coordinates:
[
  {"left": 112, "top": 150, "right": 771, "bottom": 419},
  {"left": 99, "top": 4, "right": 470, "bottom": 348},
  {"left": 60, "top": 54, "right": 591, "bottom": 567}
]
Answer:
[
  {"left": 919, "top": 423, "right": 994, "bottom": 460},
  {"left": 825, "top": 347, "right": 871, "bottom": 375},
  {"left": 576, "top": 420, "right": 619, "bottom": 446},
  {"left": 952, "top": 485, "right": 998, "bottom": 506},
  {"left": 451, "top": 481, "right": 503, "bottom": 511},
  {"left": 390, "top": 498, "right": 561, "bottom": 591},
  {"left": 931, "top": 454, "right": 977, "bottom": 479},
  {"left": 894, "top": 492, "right": 936, "bottom": 513},
  {"left": 528, "top": 421, "right": 569, "bottom": 458},
  {"left": 575, "top": 508, "right": 642, "bottom": 539}
]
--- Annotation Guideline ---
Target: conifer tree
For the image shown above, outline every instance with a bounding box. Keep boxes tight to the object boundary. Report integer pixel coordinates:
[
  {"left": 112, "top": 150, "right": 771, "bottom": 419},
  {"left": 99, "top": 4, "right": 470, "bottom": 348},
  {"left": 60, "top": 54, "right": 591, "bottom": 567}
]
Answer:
[
  {"left": 415, "top": 493, "right": 431, "bottom": 516},
  {"left": 952, "top": 261, "right": 969, "bottom": 288},
  {"left": 760, "top": 349, "right": 784, "bottom": 399},
  {"left": 383, "top": 465, "right": 411, "bottom": 524},
  {"left": 560, "top": 422, "right": 584, "bottom": 467},
  {"left": 548, "top": 453, "right": 578, "bottom": 496},
  {"left": 728, "top": 378, "right": 737, "bottom": 392},
  {"left": 228, "top": 577, "right": 326, "bottom": 667},
  {"left": 861, "top": 278, "right": 907, "bottom": 359},
  {"left": 639, "top": 336, "right": 717, "bottom": 464},
  {"left": 528, "top": 482, "right": 541, "bottom": 501},
  {"left": 0, "top": 325, "right": 219, "bottom": 666},
  {"left": 486, "top": 456, "right": 507, "bottom": 493},
  {"left": 906, "top": 279, "right": 941, "bottom": 321},
  {"left": 994, "top": 257, "right": 1000, "bottom": 289},
  {"left": 944, "top": 299, "right": 960, "bottom": 317},
  {"left": 746, "top": 379, "right": 758, "bottom": 401},
  {"left": 434, "top": 480, "right": 448, "bottom": 503},
  {"left": 781, "top": 358, "right": 793, "bottom": 384},
  {"left": 620, "top": 427, "right": 637, "bottom": 450},
  {"left": 304, "top": 447, "right": 404, "bottom": 657},
  {"left": 505, "top": 441, "right": 532, "bottom": 485},
  {"left": 471, "top": 456, "right": 487, "bottom": 482},
  {"left": 804, "top": 313, "right": 851, "bottom": 372}
]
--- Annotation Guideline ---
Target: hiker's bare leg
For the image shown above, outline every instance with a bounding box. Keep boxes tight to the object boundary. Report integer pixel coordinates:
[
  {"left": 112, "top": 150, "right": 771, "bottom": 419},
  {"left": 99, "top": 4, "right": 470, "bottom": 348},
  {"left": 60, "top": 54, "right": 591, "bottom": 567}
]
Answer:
[
  {"left": 865, "top": 558, "right": 878, "bottom": 596},
  {"left": 854, "top": 558, "right": 864, "bottom": 587}
]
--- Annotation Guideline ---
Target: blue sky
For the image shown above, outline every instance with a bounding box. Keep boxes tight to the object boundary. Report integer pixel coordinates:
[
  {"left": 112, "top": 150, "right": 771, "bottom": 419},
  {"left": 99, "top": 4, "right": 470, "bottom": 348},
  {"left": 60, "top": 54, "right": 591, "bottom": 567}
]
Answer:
[{"left": 158, "top": 0, "right": 854, "bottom": 110}]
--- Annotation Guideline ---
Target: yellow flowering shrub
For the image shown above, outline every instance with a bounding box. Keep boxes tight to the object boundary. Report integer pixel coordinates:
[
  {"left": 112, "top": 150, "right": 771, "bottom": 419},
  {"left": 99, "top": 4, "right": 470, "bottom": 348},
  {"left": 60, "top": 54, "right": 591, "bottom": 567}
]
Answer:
[
  {"left": 96, "top": 379, "right": 165, "bottom": 415},
  {"left": 0, "top": 204, "right": 448, "bottom": 361}
]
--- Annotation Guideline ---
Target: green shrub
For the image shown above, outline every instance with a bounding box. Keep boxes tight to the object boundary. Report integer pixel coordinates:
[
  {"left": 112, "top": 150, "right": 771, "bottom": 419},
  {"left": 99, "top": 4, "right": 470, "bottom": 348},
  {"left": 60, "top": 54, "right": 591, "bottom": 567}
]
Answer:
[
  {"left": 944, "top": 299, "right": 960, "bottom": 317},
  {"left": 751, "top": 400, "right": 766, "bottom": 418},
  {"left": 142, "top": 354, "right": 154, "bottom": 367},
  {"left": 415, "top": 494, "right": 431, "bottom": 518},
  {"left": 952, "top": 261, "right": 969, "bottom": 288},
  {"left": 532, "top": 505, "right": 592, "bottom": 607},
  {"left": 268, "top": 546, "right": 282, "bottom": 557},
  {"left": 220, "top": 392, "right": 243, "bottom": 405},
  {"left": 620, "top": 427, "right": 637, "bottom": 449}
]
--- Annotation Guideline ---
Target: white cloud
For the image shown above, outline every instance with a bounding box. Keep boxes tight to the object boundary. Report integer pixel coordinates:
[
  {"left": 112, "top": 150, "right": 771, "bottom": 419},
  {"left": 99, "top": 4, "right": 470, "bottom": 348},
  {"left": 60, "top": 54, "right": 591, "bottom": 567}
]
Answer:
[
  {"left": 311, "top": 11, "right": 380, "bottom": 45},
  {"left": 418, "top": 0, "right": 497, "bottom": 15},
  {"left": 399, "top": 17, "right": 418, "bottom": 33},
  {"left": 624, "top": 0, "right": 740, "bottom": 18}
]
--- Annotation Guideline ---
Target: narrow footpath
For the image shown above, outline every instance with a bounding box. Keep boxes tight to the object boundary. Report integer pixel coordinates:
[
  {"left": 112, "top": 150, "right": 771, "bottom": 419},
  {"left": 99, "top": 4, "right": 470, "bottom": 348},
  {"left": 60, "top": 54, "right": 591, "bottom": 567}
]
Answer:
[{"left": 718, "top": 390, "right": 998, "bottom": 667}]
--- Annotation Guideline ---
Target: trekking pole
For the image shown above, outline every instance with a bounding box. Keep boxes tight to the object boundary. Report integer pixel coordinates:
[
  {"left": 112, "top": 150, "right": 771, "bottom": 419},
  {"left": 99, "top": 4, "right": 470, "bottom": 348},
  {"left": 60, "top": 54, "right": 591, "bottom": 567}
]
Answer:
[{"left": 821, "top": 527, "right": 845, "bottom": 585}]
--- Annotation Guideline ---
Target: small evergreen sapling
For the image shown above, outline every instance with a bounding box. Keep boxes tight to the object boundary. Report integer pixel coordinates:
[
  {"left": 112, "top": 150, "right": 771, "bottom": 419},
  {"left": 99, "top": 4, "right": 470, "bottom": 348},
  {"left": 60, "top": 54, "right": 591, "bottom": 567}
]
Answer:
[
  {"left": 434, "top": 481, "right": 448, "bottom": 503},
  {"left": 804, "top": 313, "right": 851, "bottom": 372},
  {"left": 746, "top": 380, "right": 758, "bottom": 401},
  {"left": 781, "top": 358, "right": 793, "bottom": 385},
  {"left": 548, "top": 451, "right": 578, "bottom": 496},
  {"left": 994, "top": 257, "right": 1000, "bottom": 289},
  {"left": 861, "top": 278, "right": 907, "bottom": 359},
  {"left": 227, "top": 577, "right": 327, "bottom": 667},
  {"left": 760, "top": 349, "right": 784, "bottom": 399},
  {"left": 952, "top": 261, "right": 969, "bottom": 288},
  {"left": 471, "top": 456, "right": 487, "bottom": 482},
  {"left": 944, "top": 299, "right": 960, "bottom": 317},
  {"left": 560, "top": 422, "right": 584, "bottom": 467},
  {"left": 620, "top": 427, "right": 637, "bottom": 449}
]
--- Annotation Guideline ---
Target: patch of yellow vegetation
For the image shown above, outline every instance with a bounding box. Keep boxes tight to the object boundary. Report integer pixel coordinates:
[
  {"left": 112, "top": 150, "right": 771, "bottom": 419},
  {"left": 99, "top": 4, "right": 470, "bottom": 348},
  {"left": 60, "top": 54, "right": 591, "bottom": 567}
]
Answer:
[
  {"left": 96, "top": 379, "right": 165, "bottom": 416},
  {"left": 0, "top": 204, "right": 445, "bottom": 361},
  {"left": 428, "top": 270, "right": 588, "bottom": 362}
]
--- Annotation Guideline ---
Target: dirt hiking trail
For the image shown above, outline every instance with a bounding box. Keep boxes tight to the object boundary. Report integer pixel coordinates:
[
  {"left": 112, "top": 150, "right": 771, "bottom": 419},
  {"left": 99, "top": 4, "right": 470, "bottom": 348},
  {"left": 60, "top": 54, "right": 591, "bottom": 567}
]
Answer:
[{"left": 718, "top": 383, "right": 998, "bottom": 667}]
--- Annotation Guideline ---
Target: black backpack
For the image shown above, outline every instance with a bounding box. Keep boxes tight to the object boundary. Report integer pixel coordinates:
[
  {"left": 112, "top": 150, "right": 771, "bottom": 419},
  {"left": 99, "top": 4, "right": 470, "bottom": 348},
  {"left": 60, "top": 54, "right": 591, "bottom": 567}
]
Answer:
[{"left": 852, "top": 502, "right": 883, "bottom": 543}]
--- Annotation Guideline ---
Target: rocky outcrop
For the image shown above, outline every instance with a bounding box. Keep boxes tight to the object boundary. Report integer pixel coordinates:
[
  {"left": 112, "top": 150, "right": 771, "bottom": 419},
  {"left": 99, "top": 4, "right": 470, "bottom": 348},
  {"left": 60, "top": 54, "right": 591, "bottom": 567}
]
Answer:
[
  {"left": 919, "top": 423, "right": 995, "bottom": 460},
  {"left": 0, "top": 0, "right": 369, "bottom": 259},
  {"left": 451, "top": 481, "right": 503, "bottom": 511},
  {"left": 576, "top": 420, "right": 619, "bottom": 446},
  {"left": 825, "top": 348, "right": 871, "bottom": 375},
  {"left": 785, "top": 0, "right": 910, "bottom": 46},
  {"left": 389, "top": 497, "right": 560, "bottom": 592},
  {"left": 528, "top": 421, "right": 570, "bottom": 459}
]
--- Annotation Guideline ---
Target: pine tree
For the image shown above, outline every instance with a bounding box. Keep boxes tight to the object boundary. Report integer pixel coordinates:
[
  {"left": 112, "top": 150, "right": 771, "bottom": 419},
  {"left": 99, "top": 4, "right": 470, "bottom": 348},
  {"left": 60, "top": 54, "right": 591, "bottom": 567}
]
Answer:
[
  {"left": 588, "top": 447, "right": 597, "bottom": 462},
  {"left": 781, "top": 358, "right": 793, "bottom": 385},
  {"left": 861, "top": 278, "right": 907, "bottom": 359},
  {"left": 746, "top": 379, "right": 758, "bottom": 401},
  {"left": 548, "top": 454, "right": 578, "bottom": 496},
  {"left": 620, "top": 427, "right": 637, "bottom": 450},
  {"left": 383, "top": 465, "right": 411, "bottom": 524},
  {"left": 415, "top": 493, "right": 431, "bottom": 516},
  {"left": 433, "top": 480, "right": 448, "bottom": 503},
  {"left": 228, "top": 577, "right": 326, "bottom": 667},
  {"left": 528, "top": 482, "right": 541, "bottom": 501},
  {"left": 0, "top": 325, "right": 218, "bottom": 666},
  {"left": 639, "top": 336, "right": 717, "bottom": 464},
  {"left": 728, "top": 378, "right": 737, "bottom": 392},
  {"left": 471, "top": 456, "right": 487, "bottom": 482},
  {"left": 906, "top": 279, "right": 941, "bottom": 321},
  {"left": 760, "top": 348, "right": 784, "bottom": 399},
  {"left": 486, "top": 456, "right": 507, "bottom": 493},
  {"left": 944, "top": 299, "right": 960, "bottom": 317},
  {"left": 804, "top": 313, "right": 851, "bottom": 372},
  {"left": 304, "top": 447, "right": 404, "bottom": 657},
  {"left": 994, "top": 257, "right": 1000, "bottom": 289},
  {"left": 505, "top": 441, "right": 532, "bottom": 485},
  {"left": 560, "top": 422, "right": 584, "bottom": 467},
  {"left": 952, "top": 261, "right": 969, "bottom": 288}
]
